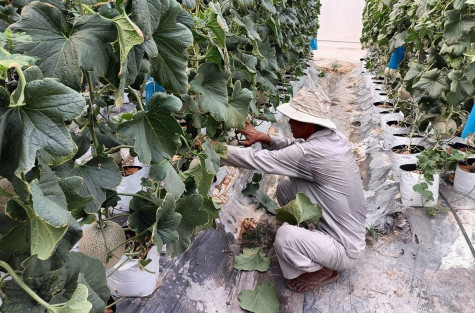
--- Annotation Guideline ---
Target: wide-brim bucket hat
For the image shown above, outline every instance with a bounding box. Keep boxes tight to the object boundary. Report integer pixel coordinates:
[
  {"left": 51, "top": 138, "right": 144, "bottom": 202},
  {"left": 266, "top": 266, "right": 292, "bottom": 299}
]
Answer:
[{"left": 277, "top": 87, "right": 336, "bottom": 130}]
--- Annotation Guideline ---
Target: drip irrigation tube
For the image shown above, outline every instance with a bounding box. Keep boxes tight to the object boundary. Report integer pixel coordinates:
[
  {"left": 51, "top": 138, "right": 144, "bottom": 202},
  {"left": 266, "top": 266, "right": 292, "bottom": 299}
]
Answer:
[{"left": 439, "top": 191, "right": 475, "bottom": 258}]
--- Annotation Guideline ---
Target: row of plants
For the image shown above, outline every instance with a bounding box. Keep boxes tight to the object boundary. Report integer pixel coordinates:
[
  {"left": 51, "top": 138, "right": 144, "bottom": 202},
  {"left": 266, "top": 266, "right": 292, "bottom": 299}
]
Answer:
[
  {"left": 0, "top": 0, "right": 321, "bottom": 311},
  {"left": 361, "top": 0, "right": 475, "bottom": 212}
]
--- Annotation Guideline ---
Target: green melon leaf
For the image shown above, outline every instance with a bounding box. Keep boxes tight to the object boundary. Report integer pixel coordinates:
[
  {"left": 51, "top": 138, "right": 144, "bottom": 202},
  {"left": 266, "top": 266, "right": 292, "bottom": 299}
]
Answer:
[
  {"left": 58, "top": 177, "right": 95, "bottom": 212},
  {"left": 261, "top": 0, "right": 277, "bottom": 14},
  {"left": 258, "top": 40, "right": 279, "bottom": 72},
  {"left": 152, "top": 194, "right": 182, "bottom": 252},
  {"left": 118, "top": 92, "right": 183, "bottom": 164},
  {"left": 412, "top": 68, "right": 450, "bottom": 98},
  {"left": 275, "top": 193, "right": 322, "bottom": 225},
  {"left": 165, "top": 224, "right": 193, "bottom": 257},
  {"left": 175, "top": 194, "right": 208, "bottom": 228},
  {"left": 225, "top": 81, "right": 253, "bottom": 129},
  {"left": 27, "top": 180, "right": 70, "bottom": 260},
  {"left": 238, "top": 281, "right": 279, "bottom": 313},
  {"left": 53, "top": 156, "right": 122, "bottom": 214},
  {"left": 129, "top": 191, "right": 163, "bottom": 246},
  {"left": 233, "top": 52, "right": 258, "bottom": 74},
  {"left": 0, "top": 79, "right": 85, "bottom": 177},
  {"left": 0, "top": 48, "right": 35, "bottom": 70},
  {"left": 199, "top": 196, "right": 220, "bottom": 229},
  {"left": 9, "top": 2, "right": 117, "bottom": 90},
  {"left": 150, "top": 0, "right": 193, "bottom": 93},
  {"left": 190, "top": 62, "right": 231, "bottom": 122},
  {"left": 149, "top": 159, "right": 185, "bottom": 199},
  {"left": 234, "top": 247, "right": 271, "bottom": 272},
  {"left": 444, "top": 10, "right": 475, "bottom": 40},
  {"left": 180, "top": 153, "right": 215, "bottom": 197},
  {"left": 48, "top": 283, "right": 91, "bottom": 313}
]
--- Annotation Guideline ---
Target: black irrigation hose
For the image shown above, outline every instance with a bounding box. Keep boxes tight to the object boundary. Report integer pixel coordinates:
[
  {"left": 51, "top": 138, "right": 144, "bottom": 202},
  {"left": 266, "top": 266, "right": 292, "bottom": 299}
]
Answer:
[{"left": 439, "top": 191, "right": 475, "bottom": 258}]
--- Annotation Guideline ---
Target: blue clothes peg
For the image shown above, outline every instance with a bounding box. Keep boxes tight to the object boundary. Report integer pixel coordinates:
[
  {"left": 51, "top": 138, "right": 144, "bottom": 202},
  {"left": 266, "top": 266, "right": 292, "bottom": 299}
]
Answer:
[
  {"left": 388, "top": 46, "right": 406, "bottom": 69},
  {"left": 462, "top": 103, "right": 475, "bottom": 139}
]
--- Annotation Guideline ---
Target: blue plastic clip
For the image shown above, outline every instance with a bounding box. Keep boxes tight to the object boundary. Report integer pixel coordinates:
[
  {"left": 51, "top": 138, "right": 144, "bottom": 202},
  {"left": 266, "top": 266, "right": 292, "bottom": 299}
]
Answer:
[
  {"left": 388, "top": 47, "right": 406, "bottom": 69},
  {"left": 462, "top": 103, "right": 475, "bottom": 139},
  {"left": 145, "top": 76, "right": 164, "bottom": 110},
  {"left": 309, "top": 38, "right": 318, "bottom": 51}
]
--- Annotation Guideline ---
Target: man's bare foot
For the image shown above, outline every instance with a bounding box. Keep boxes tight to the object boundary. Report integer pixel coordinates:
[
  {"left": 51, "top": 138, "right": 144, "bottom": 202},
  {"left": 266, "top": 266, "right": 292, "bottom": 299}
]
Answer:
[{"left": 286, "top": 267, "right": 339, "bottom": 293}]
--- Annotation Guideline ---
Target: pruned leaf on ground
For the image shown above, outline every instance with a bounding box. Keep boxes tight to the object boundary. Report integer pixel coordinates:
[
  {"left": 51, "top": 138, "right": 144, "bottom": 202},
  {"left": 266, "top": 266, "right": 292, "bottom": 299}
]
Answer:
[
  {"left": 118, "top": 92, "right": 183, "bottom": 164},
  {"left": 150, "top": 159, "right": 185, "bottom": 199},
  {"left": 152, "top": 194, "right": 182, "bottom": 252},
  {"left": 242, "top": 173, "right": 278, "bottom": 214},
  {"left": 238, "top": 281, "right": 279, "bottom": 313},
  {"left": 275, "top": 193, "right": 322, "bottom": 225},
  {"left": 0, "top": 79, "right": 85, "bottom": 177},
  {"left": 9, "top": 2, "right": 117, "bottom": 90},
  {"left": 150, "top": 0, "right": 193, "bottom": 93},
  {"left": 234, "top": 247, "right": 270, "bottom": 272}
]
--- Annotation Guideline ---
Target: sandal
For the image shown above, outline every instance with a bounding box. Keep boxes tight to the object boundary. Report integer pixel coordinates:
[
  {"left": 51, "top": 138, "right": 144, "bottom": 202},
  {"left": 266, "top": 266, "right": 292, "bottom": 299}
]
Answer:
[{"left": 286, "top": 271, "right": 339, "bottom": 293}]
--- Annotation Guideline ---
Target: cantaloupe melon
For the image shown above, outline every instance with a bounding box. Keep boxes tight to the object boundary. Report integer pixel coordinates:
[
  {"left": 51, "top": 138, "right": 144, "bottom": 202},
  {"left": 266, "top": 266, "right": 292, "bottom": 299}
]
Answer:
[
  {"left": 79, "top": 221, "right": 126, "bottom": 270},
  {"left": 433, "top": 117, "right": 457, "bottom": 139},
  {"left": 0, "top": 179, "right": 15, "bottom": 212},
  {"left": 398, "top": 86, "right": 411, "bottom": 100}
]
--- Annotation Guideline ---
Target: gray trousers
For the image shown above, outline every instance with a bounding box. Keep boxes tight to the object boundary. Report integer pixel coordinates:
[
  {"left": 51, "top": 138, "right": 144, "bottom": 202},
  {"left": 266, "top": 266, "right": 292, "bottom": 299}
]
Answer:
[{"left": 274, "top": 179, "right": 354, "bottom": 279}]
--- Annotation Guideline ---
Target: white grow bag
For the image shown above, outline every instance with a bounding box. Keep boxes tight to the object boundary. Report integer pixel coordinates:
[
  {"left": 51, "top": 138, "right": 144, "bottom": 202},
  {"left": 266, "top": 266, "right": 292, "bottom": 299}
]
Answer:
[
  {"left": 453, "top": 161, "right": 475, "bottom": 199},
  {"left": 106, "top": 246, "right": 160, "bottom": 297},
  {"left": 383, "top": 121, "right": 411, "bottom": 150},
  {"left": 380, "top": 111, "right": 404, "bottom": 129},
  {"left": 400, "top": 164, "right": 439, "bottom": 207},
  {"left": 390, "top": 145, "right": 424, "bottom": 179}
]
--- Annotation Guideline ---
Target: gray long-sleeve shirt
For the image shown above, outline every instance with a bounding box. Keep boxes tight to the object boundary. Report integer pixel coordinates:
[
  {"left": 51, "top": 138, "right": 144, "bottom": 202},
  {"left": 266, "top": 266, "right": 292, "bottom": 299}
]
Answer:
[{"left": 224, "top": 128, "right": 366, "bottom": 258}]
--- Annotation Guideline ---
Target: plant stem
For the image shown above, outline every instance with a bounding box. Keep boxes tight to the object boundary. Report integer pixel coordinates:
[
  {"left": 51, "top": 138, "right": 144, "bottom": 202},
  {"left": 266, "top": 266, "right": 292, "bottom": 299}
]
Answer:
[
  {"left": 128, "top": 86, "right": 145, "bottom": 111},
  {"left": 0, "top": 261, "right": 54, "bottom": 311},
  {"left": 105, "top": 213, "right": 130, "bottom": 221},
  {"left": 180, "top": 135, "right": 194, "bottom": 155},
  {"left": 85, "top": 70, "right": 99, "bottom": 156},
  {"left": 106, "top": 145, "right": 134, "bottom": 155},
  {"left": 106, "top": 296, "right": 125, "bottom": 308},
  {"left": 107, "top": 227, "right": 151, "bottom": 256},
  {"left": 117, "top": 192, "right": 155, "bottom": 203}
]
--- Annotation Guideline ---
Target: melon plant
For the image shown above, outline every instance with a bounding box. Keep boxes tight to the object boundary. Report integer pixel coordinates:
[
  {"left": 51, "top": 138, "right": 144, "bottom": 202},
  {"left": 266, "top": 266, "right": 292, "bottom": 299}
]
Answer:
[
  {"left": 79, "top": 221, "right": 126, "bottom": 270},
  {"left": 0, "top": 0, "right": 322, "bottom": 310}
]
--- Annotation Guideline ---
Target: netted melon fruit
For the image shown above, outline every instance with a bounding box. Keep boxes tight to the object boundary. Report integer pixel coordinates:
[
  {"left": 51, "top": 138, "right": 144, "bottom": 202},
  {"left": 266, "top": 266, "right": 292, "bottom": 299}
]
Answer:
[
  {"left": 79, "top": 221, "right": 126, "bottom": 270},
  {"left": 0, "top": 179, "right": 15, "bottom": 212},
  {"left": 433, "top": 117, "right": 457, "bottom": 139},
  {"left": 398, "top": 87, "right": 411, "bottom": 100}
]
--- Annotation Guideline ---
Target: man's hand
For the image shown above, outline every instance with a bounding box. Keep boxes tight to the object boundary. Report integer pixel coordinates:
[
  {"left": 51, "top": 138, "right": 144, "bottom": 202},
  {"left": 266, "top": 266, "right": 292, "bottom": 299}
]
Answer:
[{"left": 237, "top": 121, "right": 271, "bottom": 146}]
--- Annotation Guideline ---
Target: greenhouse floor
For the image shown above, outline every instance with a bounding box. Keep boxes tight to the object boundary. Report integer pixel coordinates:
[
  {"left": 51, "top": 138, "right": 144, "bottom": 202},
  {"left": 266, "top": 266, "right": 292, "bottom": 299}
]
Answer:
[{"left": 117, "top": 50, "right": 475, "bottom": 313}]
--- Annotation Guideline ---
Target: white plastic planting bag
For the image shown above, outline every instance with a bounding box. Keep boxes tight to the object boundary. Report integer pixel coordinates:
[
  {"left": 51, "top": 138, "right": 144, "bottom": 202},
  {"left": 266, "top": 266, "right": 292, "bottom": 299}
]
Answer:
[
  {"left": 400, "top": 165, "right": 439, "bottom": 207},
  {"left": 390, "top": 149, "right": 422, "bottom": 179},
  {"left": 106, "top": 246, "right": 160, "bottom": 297},
  {"left": 383, "top": 121, "right": 410, "bottom": 150},
  {"left": 453, "top": 164, "right": 475, "bottom": 199},
  {"left": 380, "top": 111, "right": 403, "bottom": 129}
]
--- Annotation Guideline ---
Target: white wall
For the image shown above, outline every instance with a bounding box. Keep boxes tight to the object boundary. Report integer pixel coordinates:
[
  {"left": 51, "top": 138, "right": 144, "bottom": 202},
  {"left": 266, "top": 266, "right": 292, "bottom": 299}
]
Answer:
[{"left": 317, "top": 0, "right": 365, "bottom": 43}]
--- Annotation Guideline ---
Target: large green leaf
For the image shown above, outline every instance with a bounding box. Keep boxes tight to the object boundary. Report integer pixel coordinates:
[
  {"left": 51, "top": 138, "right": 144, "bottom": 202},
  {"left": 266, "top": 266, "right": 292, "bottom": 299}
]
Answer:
[
  {"left": 205, "top": 3, "right": 228, "bottom": 49},
  {"left": 180, "top": 153, "right": 214, "bottom": 197},
  {"left": 238, "top": 281, "right": 279, "bottom": 313},
  {"left": 152, "top": 194, "right": 182, "bottom": 252},
  {"left": 412, "top": 68, "right": 450, "bottom": 98},
  {"left": 60, "top": 253, "right": 109, "bottom": 313},
  {"left": 444, "top": 10, "right": 475, "bottom": 40},
  {"left": 111, "top": 13, "right": 144, "bottom": 106},
  {"left": 275, "top": 193, "right": 322, "bottom": 225},
  {"left": 9, "top": 2, "right": 117, "bottom": 90},
  {"left": 203, "top": 138, "right": 220, "bottom": 176},
  {"left": 225, "top": 80, "right": 253, "bottom": 129},
  {"left": 53, "top": 157, "right": 122, "bottom": 214},
  {"left": 48, "top": 283, "right": 91, "bottom": 313},
  {"left": 234, "top": 247, "right": 271, "bottom": 272},
  {"left": 0, "top": 48, "right": 35, "bottom": 71},
  {"left": 165, "top": 224, "right": 192, "bottom": 257},
  {"left": 233, "top": 52, "right": 258, "bottom": 74},
  {"left": 118, "top": 92, "right": 183, "bottom": 164},
  {"left": 27, "top": 180, "right": 70, "bottom": 260},
  {"left": 0, "top": 214, "right": 28, "bottom": 255},
  {"left": 150, "top": 0, "right": 193, "bottom": 93},
  {"left": 261, "top": 0, "right": 277, "bottom": 14},
  {"left": 175, "top": 194, "right": 207, "bottom": 228},
  {"left": 131, "top": 0, "right": 164, "bottom": 41},
  {"left": 447, "top": 70, "right": 475, "bottom": 105},
  {"left": 200, "top": 196, "right": 220, "bottom": 229},
  {"left": 257, "top": 40, "right": 279, "bottom": 72},
  {"left": 129, "top": 191, "right": 163, "bottom": 246},
  {"left": 190, "top": 62, "right": 231, "bottom": 121},
  {"left": 58, "top": 177, "right": 94, "bottom": 212},
  {"left": 0, "top": 79, "right": 85, "bottom": 177},
  {"left": 149, "top": 160, "right": 185, "bottom": 199},
  {"left": 242, "top": 173, "right": 278, "bottom": 214}
]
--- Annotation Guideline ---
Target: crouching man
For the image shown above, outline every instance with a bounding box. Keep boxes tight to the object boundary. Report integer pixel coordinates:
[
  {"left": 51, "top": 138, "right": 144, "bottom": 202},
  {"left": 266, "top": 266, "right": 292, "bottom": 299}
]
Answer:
[{"left": 223, "top": 88, "right": 366, "bottom": 292}]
